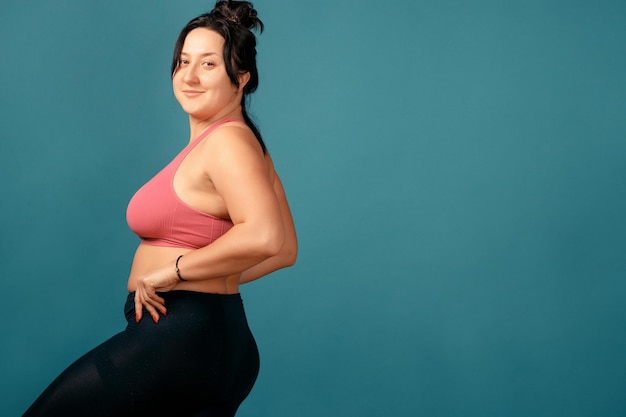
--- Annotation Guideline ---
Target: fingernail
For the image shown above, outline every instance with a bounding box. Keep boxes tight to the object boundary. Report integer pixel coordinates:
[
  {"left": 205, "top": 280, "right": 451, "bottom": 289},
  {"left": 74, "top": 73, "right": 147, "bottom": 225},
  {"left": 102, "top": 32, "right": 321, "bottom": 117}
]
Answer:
[{"left": 135, "top": 314, "right": 139, "bottom": 323}]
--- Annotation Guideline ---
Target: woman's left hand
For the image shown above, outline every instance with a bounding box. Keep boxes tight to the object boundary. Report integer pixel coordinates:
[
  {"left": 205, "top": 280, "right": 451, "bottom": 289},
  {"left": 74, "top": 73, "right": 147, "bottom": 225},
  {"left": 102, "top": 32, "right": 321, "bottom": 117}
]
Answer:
[{"left": 134, "top": 264, "right": 179, "bottom": 323}]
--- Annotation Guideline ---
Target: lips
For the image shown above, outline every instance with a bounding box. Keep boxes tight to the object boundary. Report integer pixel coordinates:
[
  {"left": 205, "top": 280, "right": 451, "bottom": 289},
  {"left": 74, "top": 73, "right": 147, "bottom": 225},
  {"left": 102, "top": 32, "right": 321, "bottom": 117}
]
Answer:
[{"left": 182, "top": 90, "right": 204, "bottom": 97}]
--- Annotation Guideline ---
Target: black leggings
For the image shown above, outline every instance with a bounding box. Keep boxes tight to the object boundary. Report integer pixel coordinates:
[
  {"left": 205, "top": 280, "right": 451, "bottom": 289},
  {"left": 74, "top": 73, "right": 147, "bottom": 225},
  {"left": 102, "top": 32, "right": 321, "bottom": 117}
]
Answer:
[{"left": 24, "top": 291, "right": 259, "bottom": 417}]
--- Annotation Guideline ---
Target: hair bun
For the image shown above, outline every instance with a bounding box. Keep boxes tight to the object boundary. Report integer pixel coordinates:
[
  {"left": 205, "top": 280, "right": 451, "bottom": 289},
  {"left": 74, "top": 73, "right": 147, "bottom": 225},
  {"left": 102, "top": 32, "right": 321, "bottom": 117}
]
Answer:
[{"left": 211, "top": 1, "right": 264, "bottom": 32}]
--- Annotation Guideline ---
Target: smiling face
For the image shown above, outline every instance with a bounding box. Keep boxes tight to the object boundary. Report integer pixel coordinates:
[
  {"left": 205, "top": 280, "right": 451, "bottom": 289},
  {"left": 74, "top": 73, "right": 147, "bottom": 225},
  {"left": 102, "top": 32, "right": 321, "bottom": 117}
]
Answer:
[{"left": 172, "top": 28, "right": 249, "bottom": 124}]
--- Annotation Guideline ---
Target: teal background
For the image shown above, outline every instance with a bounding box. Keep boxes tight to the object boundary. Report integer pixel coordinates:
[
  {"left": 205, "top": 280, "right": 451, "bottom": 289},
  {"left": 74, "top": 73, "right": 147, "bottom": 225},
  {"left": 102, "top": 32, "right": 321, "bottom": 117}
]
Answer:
[{"left": 2, "top": 0, "right": 625, "bottom": 416}]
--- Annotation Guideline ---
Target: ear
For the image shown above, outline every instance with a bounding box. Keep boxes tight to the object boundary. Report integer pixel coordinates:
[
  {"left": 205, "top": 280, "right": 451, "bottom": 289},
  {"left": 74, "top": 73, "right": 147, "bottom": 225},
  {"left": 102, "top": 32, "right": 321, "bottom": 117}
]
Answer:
[{"left": 238, "top": 71, "right": 251, "bottom": 91}]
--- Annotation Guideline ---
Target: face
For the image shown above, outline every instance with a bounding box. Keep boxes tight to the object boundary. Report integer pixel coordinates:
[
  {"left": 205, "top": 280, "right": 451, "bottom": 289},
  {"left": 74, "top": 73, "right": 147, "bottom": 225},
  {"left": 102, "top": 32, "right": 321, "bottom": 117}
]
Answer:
[{"left": 172, "top": 28, "right": 248, "bottom": 123}]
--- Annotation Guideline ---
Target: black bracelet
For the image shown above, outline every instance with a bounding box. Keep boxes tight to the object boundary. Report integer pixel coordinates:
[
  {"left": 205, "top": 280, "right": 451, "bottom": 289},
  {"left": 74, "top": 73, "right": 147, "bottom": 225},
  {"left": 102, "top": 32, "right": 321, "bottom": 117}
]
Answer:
[{"left": 175, "top": 255, "right": 187, "bottom": 281}]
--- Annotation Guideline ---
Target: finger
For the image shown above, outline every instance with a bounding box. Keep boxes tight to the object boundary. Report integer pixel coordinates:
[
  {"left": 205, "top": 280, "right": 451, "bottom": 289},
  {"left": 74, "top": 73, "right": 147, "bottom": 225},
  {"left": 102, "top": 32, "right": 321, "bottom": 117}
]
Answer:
[
  {"left": 149, "top": 292, "right": 166, "bottom": 308},
  {"left": 143, "top": 282, "right": 167, "bottom": 315},
  {"left": 142, "top": 300, "right": 160, "bottom": 324},
  {"left": 145, "top": 296, "right": 167, "bottom": 317},
  {"left": 134, "top": 293, "right": 143, "bottom": 323},
  {"left": 143, "top": 295, "right": 167, "bottom": 315}
]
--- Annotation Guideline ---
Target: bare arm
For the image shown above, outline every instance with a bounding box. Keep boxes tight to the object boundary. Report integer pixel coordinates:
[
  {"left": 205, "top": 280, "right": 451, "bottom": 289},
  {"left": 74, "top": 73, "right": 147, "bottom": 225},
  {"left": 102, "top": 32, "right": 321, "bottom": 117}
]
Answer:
[
  {"left": 239, "top": 158, "right": 297, "bottom": 284},
  {"left": 174, "top": 126, "right": 287, "bottom": 279}
]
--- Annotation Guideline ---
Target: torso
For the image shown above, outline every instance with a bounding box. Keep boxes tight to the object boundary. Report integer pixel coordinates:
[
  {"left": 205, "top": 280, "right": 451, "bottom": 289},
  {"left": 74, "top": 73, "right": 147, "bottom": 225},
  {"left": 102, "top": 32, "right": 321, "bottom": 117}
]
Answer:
[
  {"left": 127, "top": 244, "right": 241, "bottom": 294},
  {"left": 127, "top": 119, "right": 255, "bottom": 295}
]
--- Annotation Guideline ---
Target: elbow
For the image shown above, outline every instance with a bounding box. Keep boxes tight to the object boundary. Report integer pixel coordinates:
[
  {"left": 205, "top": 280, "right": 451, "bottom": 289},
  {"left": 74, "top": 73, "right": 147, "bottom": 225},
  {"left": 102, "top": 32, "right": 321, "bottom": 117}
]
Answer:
[
  {"left": 283, "top": 240, "right": 298, "bottom": 267},
  {"left": 282, "top": 226, "right": 298, "bottom": 266},
  {"left": 258, "top": 230, "right": 299, "bottom": 266},
  {"left": 283, "top": 252, "right": 297, "bottom": 268},
  {"left": 275, "top": 233, "right": 298, "bottom": 268},
  {"left": 256, "top": 227, "right": 286, "bottom": 258},
  {"left": 249, "top": 220, "right": 297, "bottom": 266}
]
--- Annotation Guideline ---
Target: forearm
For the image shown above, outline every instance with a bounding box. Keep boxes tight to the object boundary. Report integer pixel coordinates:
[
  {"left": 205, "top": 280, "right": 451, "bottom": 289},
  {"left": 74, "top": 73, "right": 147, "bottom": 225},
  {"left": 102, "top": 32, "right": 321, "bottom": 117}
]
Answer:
[
  {"left": 133, "top": 222, "right": 283, "bottom": 323},
  {"left": 239, "top": 244, "right": 297, "bottom": 284},
  {"left": 175, "top": 222, "right": 284, "bottom": 281}
]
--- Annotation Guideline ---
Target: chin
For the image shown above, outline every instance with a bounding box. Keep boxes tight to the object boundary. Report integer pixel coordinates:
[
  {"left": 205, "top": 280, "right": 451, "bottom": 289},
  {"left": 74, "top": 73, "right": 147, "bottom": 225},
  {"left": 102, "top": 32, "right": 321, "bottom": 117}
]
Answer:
[{"left": 179, "top": 105, "right": 208, "bottom": 119}]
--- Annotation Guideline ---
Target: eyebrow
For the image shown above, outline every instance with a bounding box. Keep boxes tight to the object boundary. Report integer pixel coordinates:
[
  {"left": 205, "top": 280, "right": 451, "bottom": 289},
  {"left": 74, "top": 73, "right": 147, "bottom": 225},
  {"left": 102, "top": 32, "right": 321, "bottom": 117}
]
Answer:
[{"left": 180, "top": 52, "right": 221, "bottom": 58}]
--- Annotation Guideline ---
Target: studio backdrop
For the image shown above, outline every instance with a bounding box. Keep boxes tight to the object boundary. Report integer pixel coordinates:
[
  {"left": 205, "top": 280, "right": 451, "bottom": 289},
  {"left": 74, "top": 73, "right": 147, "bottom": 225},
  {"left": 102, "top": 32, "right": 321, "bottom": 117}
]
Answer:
[{"left": 1, "top": 0, "right": 625, "bottom": 416}]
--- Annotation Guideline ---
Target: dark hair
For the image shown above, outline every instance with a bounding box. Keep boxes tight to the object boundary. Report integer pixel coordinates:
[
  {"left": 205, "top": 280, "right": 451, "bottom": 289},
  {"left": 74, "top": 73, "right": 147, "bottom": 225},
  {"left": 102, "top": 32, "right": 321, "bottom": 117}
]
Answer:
[{"left": 171, "top": 1, "right": 266, "bottom": 153}]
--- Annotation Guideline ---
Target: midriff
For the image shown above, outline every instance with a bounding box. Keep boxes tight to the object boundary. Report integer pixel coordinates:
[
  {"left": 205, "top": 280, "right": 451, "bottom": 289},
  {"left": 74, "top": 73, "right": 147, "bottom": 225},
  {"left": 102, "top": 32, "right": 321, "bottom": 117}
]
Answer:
[{"left": 126, "top": 243, "right": 240, "bottom": 294}]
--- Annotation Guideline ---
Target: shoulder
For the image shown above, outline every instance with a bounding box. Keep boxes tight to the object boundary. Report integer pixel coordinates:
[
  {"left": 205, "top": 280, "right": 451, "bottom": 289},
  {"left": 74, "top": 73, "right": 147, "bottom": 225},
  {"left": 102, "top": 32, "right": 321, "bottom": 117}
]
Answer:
[
  {"left": 196, "top": 123, "right": 269, "bottom": 178},
  {"left": 201, "top": 123, "right": 263, "bottom": 158}
]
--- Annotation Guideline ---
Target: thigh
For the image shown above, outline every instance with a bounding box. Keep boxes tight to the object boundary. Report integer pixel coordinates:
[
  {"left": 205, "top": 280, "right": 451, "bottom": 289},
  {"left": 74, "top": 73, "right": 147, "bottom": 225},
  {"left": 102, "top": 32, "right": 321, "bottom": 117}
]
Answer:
[
  {"left": 23, "top": 332, "right": 136, "bottom": 417},
  {"left": 24, "top": 292, "right": 260, "bottom": 416},
  {"left": 23, "top": 322, "right": 198, "bottom": 416},
  {"left": 192, "top": 400, "right": 241, "bottom": 417}
]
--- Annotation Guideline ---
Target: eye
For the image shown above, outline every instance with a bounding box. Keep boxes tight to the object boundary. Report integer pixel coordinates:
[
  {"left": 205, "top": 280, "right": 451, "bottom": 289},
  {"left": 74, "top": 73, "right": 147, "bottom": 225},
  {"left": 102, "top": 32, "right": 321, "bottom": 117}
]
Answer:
[
  {"left": 202, "top": 61, "right": 215, "bottom": 68},
  {"left": 178, "top": 59, "right": 189, "bottom": 66}
]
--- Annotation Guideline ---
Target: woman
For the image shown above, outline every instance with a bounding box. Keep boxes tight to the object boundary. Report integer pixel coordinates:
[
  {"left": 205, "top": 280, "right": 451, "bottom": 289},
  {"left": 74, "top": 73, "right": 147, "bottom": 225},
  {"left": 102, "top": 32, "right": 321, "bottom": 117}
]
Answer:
[{"left": 24, "top": 1, "right": 297, "bottom": 416}]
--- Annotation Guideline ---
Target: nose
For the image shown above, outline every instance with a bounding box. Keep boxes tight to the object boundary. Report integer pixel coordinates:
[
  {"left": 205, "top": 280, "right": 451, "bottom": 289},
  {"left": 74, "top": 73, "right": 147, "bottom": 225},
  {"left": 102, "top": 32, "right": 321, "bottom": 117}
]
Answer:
[{"left": 182, "top": 64, "right": 199, "bottom": 84}]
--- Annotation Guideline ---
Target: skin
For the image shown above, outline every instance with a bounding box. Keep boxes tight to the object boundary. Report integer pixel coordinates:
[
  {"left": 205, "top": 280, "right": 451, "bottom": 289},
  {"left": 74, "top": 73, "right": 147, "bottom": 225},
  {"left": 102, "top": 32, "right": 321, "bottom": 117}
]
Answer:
[{"left": 129, "top": 28, "right": 297, "bottom": 323}]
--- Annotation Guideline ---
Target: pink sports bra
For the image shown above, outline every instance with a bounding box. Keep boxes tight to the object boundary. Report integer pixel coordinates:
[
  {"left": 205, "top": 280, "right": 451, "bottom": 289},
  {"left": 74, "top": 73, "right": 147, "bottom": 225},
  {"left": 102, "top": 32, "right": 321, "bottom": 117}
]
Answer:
[{"left": 126, "top": 119, "right": 240, "bottom": 249}]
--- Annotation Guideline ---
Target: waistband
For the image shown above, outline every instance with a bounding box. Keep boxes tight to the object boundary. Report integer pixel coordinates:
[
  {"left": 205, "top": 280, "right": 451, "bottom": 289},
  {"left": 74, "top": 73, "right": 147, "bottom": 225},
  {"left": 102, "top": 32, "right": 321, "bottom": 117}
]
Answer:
[
  {"left": 124, "top": 290, "right": 244, "bottom": 322},
  {"left": 126, "top": 290, "right": 242, "bottom": 303}
]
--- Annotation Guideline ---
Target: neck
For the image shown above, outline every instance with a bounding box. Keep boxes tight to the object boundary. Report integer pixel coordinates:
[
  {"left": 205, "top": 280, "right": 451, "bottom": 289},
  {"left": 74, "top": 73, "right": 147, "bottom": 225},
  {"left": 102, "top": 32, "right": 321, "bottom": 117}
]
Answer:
[{"left": 187, "top": 108, "right": 243, "bottom": 142}]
